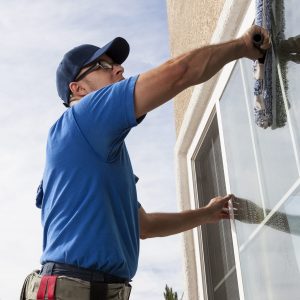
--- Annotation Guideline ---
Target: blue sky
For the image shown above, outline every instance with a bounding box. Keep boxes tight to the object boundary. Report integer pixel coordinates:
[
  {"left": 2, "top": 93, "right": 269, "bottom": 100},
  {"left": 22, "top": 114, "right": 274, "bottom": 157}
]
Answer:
[{"left": 0, "top": 1, "right": 184, "bottom": 299}]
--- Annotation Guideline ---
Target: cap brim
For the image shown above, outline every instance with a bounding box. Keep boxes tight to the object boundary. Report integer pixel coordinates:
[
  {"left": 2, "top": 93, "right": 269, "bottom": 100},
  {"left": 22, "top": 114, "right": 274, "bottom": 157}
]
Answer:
[{"left": 84, "top": 37, "right": 130, "bottom": 66}]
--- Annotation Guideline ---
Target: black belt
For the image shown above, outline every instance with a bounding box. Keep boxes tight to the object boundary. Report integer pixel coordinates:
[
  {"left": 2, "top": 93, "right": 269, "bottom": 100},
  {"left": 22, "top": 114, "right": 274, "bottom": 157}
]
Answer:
[{"left": 41, "top": 262, "right": 129, "bottom": 284}]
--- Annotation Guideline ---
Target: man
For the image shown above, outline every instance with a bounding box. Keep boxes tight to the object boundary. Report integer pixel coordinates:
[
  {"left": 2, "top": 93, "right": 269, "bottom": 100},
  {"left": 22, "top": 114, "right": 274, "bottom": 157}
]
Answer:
[{"left": 21, "top": 25, "right": 270, "bottom": 300}]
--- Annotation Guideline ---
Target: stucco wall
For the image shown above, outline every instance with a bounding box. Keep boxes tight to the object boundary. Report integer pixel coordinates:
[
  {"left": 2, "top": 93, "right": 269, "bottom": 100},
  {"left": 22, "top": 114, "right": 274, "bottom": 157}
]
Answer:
[
  {"left": 167, "top": 1, "right": 254, "bottom": 299},
  {"left": 167, "top": 0, "right": 226, "bottom": 136},
  {"left": 166, "top": 1, "right": 227, "bottom": 299}
]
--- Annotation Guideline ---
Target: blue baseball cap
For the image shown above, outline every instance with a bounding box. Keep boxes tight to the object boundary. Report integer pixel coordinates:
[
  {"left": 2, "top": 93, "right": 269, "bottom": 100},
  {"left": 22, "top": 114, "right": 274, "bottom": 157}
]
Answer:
[{"left": 56, "top": 37, "right": 130, "bottom": 106}]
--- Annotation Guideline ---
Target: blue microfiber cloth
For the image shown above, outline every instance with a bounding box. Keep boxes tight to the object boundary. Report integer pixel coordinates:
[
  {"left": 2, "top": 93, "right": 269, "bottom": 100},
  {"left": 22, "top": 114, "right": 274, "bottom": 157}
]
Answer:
[
  {"left": 254, "top": 0, "right": 288, "bottom": 129},
  {"left": 254, "top": 0, "right": 273, "bottom": 128}
]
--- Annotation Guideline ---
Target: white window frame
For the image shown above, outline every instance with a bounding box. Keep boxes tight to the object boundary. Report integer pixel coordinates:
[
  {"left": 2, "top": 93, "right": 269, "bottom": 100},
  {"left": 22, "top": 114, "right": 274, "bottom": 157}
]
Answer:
[
  {"left": 187, "top": 63, "right": 246, "bottom": 299},
  {"left": 175, "top": 1, "right": 256, "bottom": 299},
  {"left": 177, "top": 0, "right": 300, "bottom": 298}
]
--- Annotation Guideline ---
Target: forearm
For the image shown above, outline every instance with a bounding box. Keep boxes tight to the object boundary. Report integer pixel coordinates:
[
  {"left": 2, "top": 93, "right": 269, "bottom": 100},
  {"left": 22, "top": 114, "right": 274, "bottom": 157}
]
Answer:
[
  {"left": 141, "top": 208, "right": 210, "bottom": 239},
  {"left": 176, "top": 38, "right": 244, "bottom": 88},
  {"left": 139, "top": 195, "right": 232, "bottom": 239},
  {"left": 134, "top": 39, "right": 245, "bottom": 118}
]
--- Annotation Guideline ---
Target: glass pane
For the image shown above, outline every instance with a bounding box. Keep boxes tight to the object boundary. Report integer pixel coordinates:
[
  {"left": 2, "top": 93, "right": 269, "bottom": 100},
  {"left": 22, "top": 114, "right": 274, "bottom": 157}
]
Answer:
[
  {"left": 239, "top": 184, "right": 300, "bottom": 300},
  {"left": 219, "top": 63, "right": 265, "bottom": 245},
  {"left": 276, "top": 0, "right": 300, "bottom": 164},
  {"left": 219, "top": 61, "right": 299, "bottom": 244},
  {"left": 216, "top": 2, "right": 300, "bottom": 300},
  {"left": 240, "top": 58, "right": 299, "bottom": 209},
  {"left": 195, "top": 115, "right": 239, "bottom": 300}
]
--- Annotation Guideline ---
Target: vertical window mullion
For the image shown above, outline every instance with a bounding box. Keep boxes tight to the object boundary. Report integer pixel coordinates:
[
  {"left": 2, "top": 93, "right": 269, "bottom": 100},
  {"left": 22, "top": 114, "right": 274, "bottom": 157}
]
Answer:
[
  {"left": 239, "top": 59, "right": 267, "bottom": 217},
  {"left": 215, "top": 99, "right": 246, "bottom": 300},
  {"left": 275, "top": 56, "right": 300, "bottom": 176}
]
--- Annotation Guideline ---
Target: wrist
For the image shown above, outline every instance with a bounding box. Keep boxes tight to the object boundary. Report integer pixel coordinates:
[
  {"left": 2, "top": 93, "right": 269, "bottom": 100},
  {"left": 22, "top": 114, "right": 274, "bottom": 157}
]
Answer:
[
  {"left": 199, "top": 206, "right": 213, "bottom": 224},
  {"left": 234, "top": 37, "right": 247, "bottom": 59}
]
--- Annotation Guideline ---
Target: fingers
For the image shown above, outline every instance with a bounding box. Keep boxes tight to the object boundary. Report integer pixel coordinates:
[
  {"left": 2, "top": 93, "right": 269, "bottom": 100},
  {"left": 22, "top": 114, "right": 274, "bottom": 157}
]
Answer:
[
  {"left": 220, "top": 194, "right": 234, "bottom": 204},
  {"left": 222, "top": 207, "right": 238, "bottom": 213},
  {"left": 221, "top": 195, "right": 238, "bottom": 219},
  {"left": 218, "top": 194, "right": 265, "bottom": 222},
  {"left": 251, "top": 26, "right": 271, "bottom": 50},
  {"left": 222, "top": 214, "right": 231, "bottom": 220},
  {"left": 223, "top": 194, "right": 233, "bottom": 201},
  {"left": 259, "top": 28, "right": 272, "bottom": 50},
  {"left": 240, "top": 25, "right": 271, "bottom": 60}
]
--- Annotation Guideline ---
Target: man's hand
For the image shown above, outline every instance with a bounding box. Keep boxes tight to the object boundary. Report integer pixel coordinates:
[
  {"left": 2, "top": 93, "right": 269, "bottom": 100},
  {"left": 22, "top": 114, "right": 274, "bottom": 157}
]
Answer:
[
  {"left": 239, "top": 25, "right": 271, "bottom": 60},
  {"left": 204, "top": 194, "right": 234, "bottom": 224}
]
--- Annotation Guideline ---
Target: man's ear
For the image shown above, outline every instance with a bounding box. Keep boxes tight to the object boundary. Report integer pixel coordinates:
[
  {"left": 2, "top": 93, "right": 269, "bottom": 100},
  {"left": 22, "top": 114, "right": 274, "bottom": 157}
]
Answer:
[{"left": 69, "top": 82, "right": 87, "bottom": 98}]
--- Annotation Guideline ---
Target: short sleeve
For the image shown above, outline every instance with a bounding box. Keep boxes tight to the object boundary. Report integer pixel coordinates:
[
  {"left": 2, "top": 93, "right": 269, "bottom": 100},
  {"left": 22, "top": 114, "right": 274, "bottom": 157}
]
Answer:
[
  {"left": 72, "top": 76, "right": 141, "bottom": 161},
  {"left": 36, "top": 180, "right": 44, "bottom": 208}
]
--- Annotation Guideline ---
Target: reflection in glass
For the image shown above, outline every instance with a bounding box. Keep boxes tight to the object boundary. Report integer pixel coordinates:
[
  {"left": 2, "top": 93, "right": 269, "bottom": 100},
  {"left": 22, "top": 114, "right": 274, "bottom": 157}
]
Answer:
[
  {"left": 219, "top": 63, "right": 263, "bottom": 245},
  {"left": 238, "top": 186, "right": 300, "bottom": 300},
  {"left": 234, "top": 196, "right": 300, "bottom": 236},
  {"left": 278, "top": 35, "right": 300, "bottom": 64},
  {"left": 240, "top": 58, "right": 298, "bottom": 209},
  {"left": 276, "top": 0, "right": 300, "bottom": 167}
]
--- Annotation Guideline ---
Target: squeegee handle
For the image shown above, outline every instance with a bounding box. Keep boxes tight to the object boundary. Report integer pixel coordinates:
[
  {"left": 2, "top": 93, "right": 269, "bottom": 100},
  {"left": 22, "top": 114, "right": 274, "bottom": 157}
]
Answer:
[
  {"left": 252, "top": 33, "right": 266, "bottom": 63},
  {"left": 253, "top": 33, "right": 263, "bottom": 46}
]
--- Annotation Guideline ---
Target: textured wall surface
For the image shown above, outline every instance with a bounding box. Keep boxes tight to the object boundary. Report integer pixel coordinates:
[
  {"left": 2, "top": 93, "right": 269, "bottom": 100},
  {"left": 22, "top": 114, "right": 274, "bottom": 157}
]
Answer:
[
  {"left": 167, "top": 0, "right": 225, "bottom": 136},
  {"left": 167, "top": 1, "right": 255, "bottom": 299},
  {"left": 166, "top": 1, "right": 226, "bottom": 299}
]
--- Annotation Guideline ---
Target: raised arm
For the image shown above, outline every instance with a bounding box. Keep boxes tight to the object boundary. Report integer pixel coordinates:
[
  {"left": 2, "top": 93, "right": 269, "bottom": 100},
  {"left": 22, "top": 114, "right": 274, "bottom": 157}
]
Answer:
[{"left": 134, "top": 25, "right": 270, "bottom": 118}]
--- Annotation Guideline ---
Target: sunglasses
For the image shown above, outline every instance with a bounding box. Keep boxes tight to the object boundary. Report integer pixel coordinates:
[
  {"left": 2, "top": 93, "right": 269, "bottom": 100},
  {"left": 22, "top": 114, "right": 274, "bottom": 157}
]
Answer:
[{"left": 75, "top": 60, "right": 115, "bottom": 82}]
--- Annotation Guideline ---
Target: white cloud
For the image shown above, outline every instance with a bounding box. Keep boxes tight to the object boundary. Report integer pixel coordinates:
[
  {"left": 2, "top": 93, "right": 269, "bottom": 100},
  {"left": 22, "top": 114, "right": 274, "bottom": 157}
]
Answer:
[
  {"left": 0, "top": 1, "right": 184, "bottom": 300},
  {"left": 131, "top": 235, "right": 184, "bottom": 300}
]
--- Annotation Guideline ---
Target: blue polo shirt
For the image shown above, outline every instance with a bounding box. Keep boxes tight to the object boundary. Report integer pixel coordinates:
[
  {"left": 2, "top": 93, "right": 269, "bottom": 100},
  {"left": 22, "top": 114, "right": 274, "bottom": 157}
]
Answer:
[{"left": 40, "top": 75, "right": 143, "bottom": 279}]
